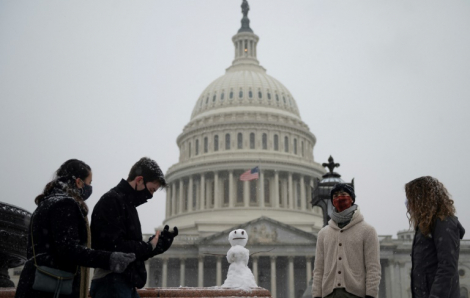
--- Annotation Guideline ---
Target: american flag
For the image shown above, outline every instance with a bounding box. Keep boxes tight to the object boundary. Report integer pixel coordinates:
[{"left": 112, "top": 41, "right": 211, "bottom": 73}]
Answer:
[{"left": 240, "top": 166, "right": 260, "bottom": 181}]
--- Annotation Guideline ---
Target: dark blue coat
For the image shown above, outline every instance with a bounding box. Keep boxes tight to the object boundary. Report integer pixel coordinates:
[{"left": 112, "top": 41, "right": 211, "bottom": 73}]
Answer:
[{"left": 411, "top": 216, "right": 465, "bottom": 298}]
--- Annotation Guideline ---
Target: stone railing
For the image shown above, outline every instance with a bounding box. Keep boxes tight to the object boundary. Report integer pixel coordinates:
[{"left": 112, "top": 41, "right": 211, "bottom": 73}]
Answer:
[{"left": 0, "top": 287, "right": 272, "bottom": 298}]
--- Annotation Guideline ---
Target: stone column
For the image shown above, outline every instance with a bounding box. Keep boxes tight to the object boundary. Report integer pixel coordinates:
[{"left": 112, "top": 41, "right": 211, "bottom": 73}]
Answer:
[
  {"left": 288, "top": 256, "right": 295, "bottom": 297},
  {"left": 188, "top": 176, "right": 193, "bottom": 212},
  {"left": 252, "top": 256, "right": 259, "bottom": 284},
  {"left": 162, "top": 258, "right": 168, "bottom": 287},
  {"left": 198, "top": 256, "right": 204, "bottom": 287},
  {"left": 228, "top": 170, "right": 234, "bottom": 208},
  {"left": 216, "top": 257, "right": 222, "bottom": 286},
  {"left": 180, "top": 258, "right": 186, "bottom": 286},
  {"left": 259, "top": 170, "right": 265, "bottom": 208},
  {"left": 300, "top": 175, "right": 306, "bottom": 210},
  {"left": 274, "top": 171, "right": 279, "bottom": 208},
  {"left": 270, "top": 256, "right": 277, "bottom": 298},
  {"left": 288, "top": 172, "right": 294, "bottom": 209},
  {"left": 179, "top": 179, "right": 184, "bottom": 213},
  {"left": 214, "top": 171, "right": 219, "bottom": 208},
  {"left": 165, "top": 190, "right": 171, "bottom": 217},
  {"left": 306, "top": 256, "right": 312, "bottom": 285},
  {"left": 244, "top": 180, "right": 249, "bottom": 207},
  {"left": 145, "top": 260, "right": 150, "bottom": 287},
  {"left": 200, "top": 174, "right": 205, "bottom": 211},
  {"left": 171, "top": 183, "right": 176, "bottom": 215}
]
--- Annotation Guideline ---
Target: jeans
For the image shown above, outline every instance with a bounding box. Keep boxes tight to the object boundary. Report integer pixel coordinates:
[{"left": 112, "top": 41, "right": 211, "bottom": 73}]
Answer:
[{"left": 90, "top": 273, "right": 140, "bottom": 298}]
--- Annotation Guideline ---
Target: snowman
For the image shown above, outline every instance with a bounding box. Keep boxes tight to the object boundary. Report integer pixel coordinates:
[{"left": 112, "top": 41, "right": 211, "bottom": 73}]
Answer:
[{"left": 221, "top": 229, "right": 258, "bottom": 290}]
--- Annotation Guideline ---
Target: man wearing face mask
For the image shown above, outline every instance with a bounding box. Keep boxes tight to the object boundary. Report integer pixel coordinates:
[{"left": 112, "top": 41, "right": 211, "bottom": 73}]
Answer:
[
  {"left": 312, "top": 184, "right": 381, "bottom": 298},
  {"left": 90, "top": 157, "right": 178, "bottom": 298}
]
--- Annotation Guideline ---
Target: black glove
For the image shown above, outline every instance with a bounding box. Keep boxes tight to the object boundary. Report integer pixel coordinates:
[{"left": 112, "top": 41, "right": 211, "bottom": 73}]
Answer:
[
  {"left": 109, "top": 252, "right": 136, "bottom": 273},
  {"left": 365, "top": 296, "right": 375, "bottom": 298},
  {"left": 151, "top": 225, "right": 178, "bottom": 256}
]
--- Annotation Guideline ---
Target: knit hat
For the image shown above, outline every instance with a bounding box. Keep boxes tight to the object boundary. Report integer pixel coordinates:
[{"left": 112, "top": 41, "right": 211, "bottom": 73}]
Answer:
[{"left": 330, "top": 183, "right": 355, "bottom": 203}]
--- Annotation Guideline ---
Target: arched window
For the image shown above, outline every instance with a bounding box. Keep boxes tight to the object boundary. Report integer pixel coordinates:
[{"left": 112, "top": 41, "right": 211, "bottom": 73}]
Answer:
[
  {"left": 284, "top": 136, "right": 289, "bottom": 152},
  {"left": 221, "top": 92, "right": 224, "bottom": 100},
  {"left": 206, "top": 96, "right": 209, "bottom": 104},
  {"left": 230, "top": 90, "right": 233, "bottom": 99},
  {"left": 192, "top": 182, "right": 197, "bottom": 209},
  {"left": 211, "top": 180, "right": 215, "bottom": 207},
  {"left": 223, "top": 179, "right": 229, "bottom": 205},
  {"left": 283, "top": 96, "right": 286, "bottom": 104},
  {"left": 238, "top": 133, "right": 243, "bottom": 149},
  {"left": 294, "top": 139, "right": 297, "bottom": 155},
  {"left": 204, "top": 137, "right": 208, "bottom": 153},
  {"left": 213, "top": 94, "right": 216, "bottom": 102},
  {"left": 296, "top": 182, "right": 301, "bottom": 209},
  {"left": 274, "top": 134, "right": 279, "bottom": 151},
  {"left": 239, "top": 89, "right": 243, "bottom": 98},
  {"left": 279, "top": 183, "right": 283, "bottom": 206},
  {"left": 196, "top": 139, "right": 199, "bottom": 155},
  {"left": 276, "top": 94, "right": 279, "bottom": 101},
  {"left": 301, "top": 141, "right": 304, "bottom": 157},
  {"left": 188, "top": 142, "right": 191, "bottom": 157},
  {"left": 225, "top": 133, "right": 231, "bottom": 150},
  {"left": 183, "top": 181, "right": 188, "bottom": 211},
  {"left": 258, "top": 91, "right": 262, "bottom": 99},
  {"left": 267, "top": 92, "right": 271, "bottom": 100},
  {"left": 249, "top": 90, "right": 253, "bottom": 98},
  {"left": 214, "top": 135, "right": 219, "bottom": 151},
  {"left": 264, "top": 179, "right": 270, "bottom": 204},
  {"left": 250, "top": 180, "right": 257, "bottom": 204},
  {"left": 262, "top": 133, "right": 267, "bottom": 150},
  {"left": 250, "top": 133, "right": 255, "bottom": 149},
  {"left": 237, "top": 179, "right": 243, "bottom": 204}
]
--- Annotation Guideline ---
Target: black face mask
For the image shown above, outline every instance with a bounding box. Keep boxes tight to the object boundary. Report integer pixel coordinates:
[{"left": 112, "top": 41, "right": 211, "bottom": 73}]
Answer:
[
  {"left": 80, "top": 183, "right": 93, "bottom": 201},
  {"left": 134, "top": 179, "right": 153, "bottom": 206}
]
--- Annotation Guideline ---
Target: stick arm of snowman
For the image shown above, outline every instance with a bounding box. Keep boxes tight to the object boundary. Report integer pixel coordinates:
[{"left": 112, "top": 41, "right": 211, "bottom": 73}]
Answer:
[{"left": 203, "top": 248, "right": 275, "bottom": 257}]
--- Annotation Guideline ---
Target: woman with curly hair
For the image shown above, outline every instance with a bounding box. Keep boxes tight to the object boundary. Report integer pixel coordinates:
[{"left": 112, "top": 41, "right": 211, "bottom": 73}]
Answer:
[{"left": 406, "top": 176, "right": 465, "bottom": 298}]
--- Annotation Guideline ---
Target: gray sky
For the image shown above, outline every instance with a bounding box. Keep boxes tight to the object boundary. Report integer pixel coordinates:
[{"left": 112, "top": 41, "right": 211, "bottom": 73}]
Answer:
[{"left": 1, "top": 1, "right": 469, "bottom": 238}]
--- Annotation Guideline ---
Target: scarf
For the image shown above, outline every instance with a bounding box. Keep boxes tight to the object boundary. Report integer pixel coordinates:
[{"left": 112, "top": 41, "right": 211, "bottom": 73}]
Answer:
[
  {"left": 330, "top": 204, "right": 358, "bottom": 225},
  {"left": 79, "top": 216, "right": 91, "bottom": 298}
]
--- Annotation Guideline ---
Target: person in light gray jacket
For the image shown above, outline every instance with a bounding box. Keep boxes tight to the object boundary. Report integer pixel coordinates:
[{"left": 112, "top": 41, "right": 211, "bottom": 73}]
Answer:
[{"left": 312, "top": 184, "right": 381, "bottom": 298}]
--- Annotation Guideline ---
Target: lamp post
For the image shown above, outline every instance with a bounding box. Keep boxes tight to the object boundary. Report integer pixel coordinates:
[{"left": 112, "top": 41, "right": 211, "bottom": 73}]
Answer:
[{"left": 311, "top": 156, "right": 354, "bottom": 227}]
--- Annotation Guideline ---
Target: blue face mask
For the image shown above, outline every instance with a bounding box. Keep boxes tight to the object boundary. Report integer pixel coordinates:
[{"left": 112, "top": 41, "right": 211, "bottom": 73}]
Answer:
[{"left": 80, "top": 183, "right": 93, "bottom": 201}]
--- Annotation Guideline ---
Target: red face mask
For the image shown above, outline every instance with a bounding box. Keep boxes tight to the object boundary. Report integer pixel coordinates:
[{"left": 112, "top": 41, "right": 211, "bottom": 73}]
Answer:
[{"left": 332, "top": 196, "right": 353, "bottom": 212}]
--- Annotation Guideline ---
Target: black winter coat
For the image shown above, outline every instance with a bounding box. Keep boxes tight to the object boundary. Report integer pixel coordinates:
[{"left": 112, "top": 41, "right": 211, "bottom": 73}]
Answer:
[
  {"left": 15, "top": 189, "right": 112, "bottom": 298},
  {"left": 411, "top": 216, "right": 465, "bottom": 298},
  {"left": 90, "top": 179, "right": 153, "bottom": 288}
]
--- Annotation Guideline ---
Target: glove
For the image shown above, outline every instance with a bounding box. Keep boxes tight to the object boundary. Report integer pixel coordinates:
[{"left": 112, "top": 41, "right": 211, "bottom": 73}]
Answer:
[
  {"left": 109, "top": 252, "right": 136, "bottom": 273},
  {"left": 151, "top": 225, "right": 178, "bottom": 256}
]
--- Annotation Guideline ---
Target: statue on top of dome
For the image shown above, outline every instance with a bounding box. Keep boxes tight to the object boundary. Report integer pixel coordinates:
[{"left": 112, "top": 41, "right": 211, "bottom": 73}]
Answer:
[{"left": 241, "top": 0, "right": 249, "bottom": 18}]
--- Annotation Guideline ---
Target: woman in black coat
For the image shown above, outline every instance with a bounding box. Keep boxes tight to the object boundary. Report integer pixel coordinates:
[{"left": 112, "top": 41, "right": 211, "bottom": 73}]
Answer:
[
  {"left": 406, "top": 176, "right": 465, "bottom": 298},
  {"left": 15, "top": 159, "right": 136, "bottom": 298}
]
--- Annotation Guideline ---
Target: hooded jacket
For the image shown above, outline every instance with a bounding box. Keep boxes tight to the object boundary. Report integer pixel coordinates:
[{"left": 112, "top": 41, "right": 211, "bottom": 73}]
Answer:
[
  {"left": 90, "top": 179, "right": 154, "bottom": 288},
  {"left": 411, "top": 216, "right": 465, "bottom": 298},
  {"left": 15, "top": 189, "right": 111, "bottom": 298},
  {"left": 312, "top": 207, "right": 381, "bottom": 298}
]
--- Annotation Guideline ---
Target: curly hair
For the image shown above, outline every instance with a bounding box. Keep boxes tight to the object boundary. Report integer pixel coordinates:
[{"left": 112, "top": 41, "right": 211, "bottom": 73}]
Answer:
[{"left": 405, "top": 176, "right": 455, "bottom": 236}]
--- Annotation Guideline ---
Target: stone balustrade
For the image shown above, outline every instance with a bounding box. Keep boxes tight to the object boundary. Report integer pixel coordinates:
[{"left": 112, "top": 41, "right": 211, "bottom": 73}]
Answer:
[{"left": 0, "top": 287, "right": 272, "bottom": 298}]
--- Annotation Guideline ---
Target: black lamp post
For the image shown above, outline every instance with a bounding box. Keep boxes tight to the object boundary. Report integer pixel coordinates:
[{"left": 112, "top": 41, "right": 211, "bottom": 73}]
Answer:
[{"left": 311, "top": 156, "right": 354, "bottom": 227}]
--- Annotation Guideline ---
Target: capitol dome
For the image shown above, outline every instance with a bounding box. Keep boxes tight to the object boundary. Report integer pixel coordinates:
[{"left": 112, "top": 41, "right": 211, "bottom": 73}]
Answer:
[{"left": 163, "top": 3, "right": 326, "bottom": 236}]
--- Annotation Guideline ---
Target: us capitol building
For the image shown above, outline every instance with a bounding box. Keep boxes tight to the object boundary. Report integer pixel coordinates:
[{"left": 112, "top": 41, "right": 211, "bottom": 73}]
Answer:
[
  {"left": 146, "top": 2, "right": 470, "bottom": 298},
  {"left": 9, "top": 1, "right": 470, "bottom": 297}
]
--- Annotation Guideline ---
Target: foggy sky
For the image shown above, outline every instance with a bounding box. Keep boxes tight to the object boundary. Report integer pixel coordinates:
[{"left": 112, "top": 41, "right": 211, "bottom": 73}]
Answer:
[{"left": 1, "top": 1, "right": 469, "bottom": 238}]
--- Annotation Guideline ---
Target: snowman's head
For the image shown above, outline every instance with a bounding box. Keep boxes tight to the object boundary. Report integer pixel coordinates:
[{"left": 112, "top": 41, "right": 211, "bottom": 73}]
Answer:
[{"left": 228, "top": 229, "right": 248, "bottom": 247}]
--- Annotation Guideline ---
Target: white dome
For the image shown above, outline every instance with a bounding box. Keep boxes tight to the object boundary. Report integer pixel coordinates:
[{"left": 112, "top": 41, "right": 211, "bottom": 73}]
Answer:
[{"left": 191, "top": 68, "right": 300, "bottom": 121}]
